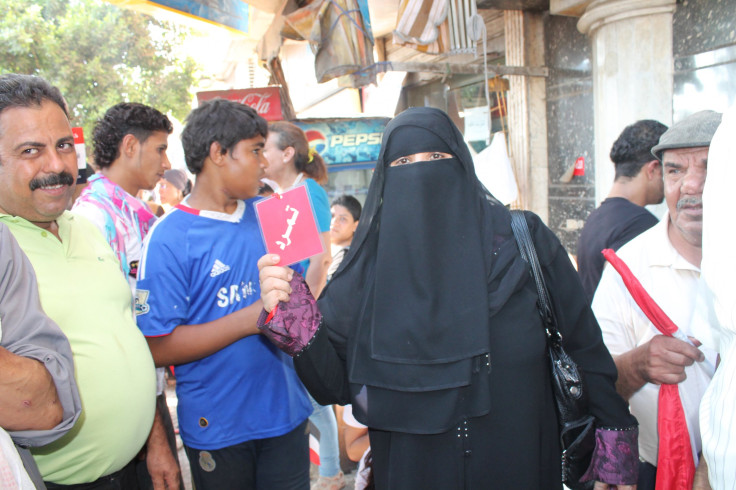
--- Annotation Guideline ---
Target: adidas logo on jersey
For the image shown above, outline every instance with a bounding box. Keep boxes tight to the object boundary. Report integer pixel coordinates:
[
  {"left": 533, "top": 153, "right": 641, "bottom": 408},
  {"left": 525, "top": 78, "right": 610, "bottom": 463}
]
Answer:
[{"left": 210, "top": 259, "right": 231, "bottom": 277}]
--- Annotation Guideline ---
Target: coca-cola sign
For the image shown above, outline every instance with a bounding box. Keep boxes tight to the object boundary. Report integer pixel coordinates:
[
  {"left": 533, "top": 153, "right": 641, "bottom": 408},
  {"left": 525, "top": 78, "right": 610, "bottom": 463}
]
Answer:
[{"left": 196, "top": 87, "right": 283, "bottom": 121}]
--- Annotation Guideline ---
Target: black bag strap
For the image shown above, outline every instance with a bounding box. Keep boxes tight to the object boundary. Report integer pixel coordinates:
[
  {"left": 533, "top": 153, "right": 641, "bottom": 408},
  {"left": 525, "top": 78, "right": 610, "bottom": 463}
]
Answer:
[{"left": 509, "top": 210, "right": 562, "bottom": 343}]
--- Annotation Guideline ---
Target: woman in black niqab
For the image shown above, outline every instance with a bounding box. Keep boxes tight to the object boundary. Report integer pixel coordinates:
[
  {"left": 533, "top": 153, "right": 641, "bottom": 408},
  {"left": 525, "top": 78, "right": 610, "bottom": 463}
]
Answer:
[{"left": 258, "top": 107, "right": 639, "bottom": 489}]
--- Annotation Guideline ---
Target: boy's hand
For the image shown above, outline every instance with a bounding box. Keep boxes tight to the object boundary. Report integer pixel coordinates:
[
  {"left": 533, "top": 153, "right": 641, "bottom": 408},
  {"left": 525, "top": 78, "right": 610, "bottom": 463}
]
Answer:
[{"left": 258, "top": 254, "right": 294, "bottom": 312}]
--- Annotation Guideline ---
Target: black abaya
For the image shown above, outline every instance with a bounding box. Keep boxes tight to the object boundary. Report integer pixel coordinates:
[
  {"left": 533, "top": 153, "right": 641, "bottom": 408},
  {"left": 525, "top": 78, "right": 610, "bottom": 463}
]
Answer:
[
  {"left": 287, "top": 108, "right": 636, "bottom": 488},
  {"left": 295, "top": 212, "right": 634, "bottom": 488}
]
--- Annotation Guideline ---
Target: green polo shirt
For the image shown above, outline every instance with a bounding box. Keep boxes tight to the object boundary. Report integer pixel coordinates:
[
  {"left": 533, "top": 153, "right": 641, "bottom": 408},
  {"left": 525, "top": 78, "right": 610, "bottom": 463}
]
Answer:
[{"left": 0, "top": 211, "right": 156, "bottom": 485}]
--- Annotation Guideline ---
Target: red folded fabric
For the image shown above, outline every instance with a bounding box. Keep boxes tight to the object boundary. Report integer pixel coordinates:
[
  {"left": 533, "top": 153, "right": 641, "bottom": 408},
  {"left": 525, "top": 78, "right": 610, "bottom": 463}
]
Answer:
[{"left": 602, "top": 249, "right": 695, "bottom": 490}]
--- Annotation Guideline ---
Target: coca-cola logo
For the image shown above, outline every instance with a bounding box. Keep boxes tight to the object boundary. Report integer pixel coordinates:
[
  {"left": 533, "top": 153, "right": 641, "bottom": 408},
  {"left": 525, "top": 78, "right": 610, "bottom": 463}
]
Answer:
[
  {"left": 197, "top": 88, "right": 282, "bottom": 120},
  {"left": 239, "top": 93, "right": 273, "bottom": 115}
]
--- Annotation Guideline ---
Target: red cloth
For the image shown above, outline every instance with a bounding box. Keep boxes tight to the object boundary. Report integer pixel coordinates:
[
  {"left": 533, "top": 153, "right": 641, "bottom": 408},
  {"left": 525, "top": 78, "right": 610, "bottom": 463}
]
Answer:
[{"left": 601, "top": 249, "right": 696, "bottom": 490}]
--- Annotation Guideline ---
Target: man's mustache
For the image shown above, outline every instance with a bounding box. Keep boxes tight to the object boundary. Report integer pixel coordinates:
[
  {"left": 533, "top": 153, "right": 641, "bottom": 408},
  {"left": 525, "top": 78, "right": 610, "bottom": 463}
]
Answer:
[
  {"left": 677, "top": 196, "right": 702, "bottom": 209},
  {"left": 29, "top": 172, "right": 76, "bottom": 191}
]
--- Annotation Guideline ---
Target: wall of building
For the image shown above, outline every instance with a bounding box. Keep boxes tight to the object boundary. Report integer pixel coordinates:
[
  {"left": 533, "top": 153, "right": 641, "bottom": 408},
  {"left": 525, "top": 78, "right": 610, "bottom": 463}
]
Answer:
[
  {"left": 544, "top": 13, "right": 594, "bottom": 253},
  {"left": 673, "top": 0, "right": 736, "bottom": 56},
  {"left": 672, "top": 0, "right": 736, "bottom": 119}
]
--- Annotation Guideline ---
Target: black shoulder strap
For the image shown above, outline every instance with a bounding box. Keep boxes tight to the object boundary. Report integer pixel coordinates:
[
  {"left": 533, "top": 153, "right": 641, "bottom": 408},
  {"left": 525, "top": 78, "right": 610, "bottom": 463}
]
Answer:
[{"left": 509, "top": 210, "right": 562, "bottom": 342}]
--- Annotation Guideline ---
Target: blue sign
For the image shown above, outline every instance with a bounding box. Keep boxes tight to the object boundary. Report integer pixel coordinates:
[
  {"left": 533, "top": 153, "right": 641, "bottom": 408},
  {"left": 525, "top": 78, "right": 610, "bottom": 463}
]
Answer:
[
  {"left": 293, "top": 118, "right": 389, "bottom": 171},
  {"left": 150, "top": 0, "right": 249, "bottom": 33}
]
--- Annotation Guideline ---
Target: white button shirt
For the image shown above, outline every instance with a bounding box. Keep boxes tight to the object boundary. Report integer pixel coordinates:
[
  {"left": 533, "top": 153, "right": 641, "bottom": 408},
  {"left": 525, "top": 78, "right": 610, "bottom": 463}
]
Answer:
[{"left": 593, "top": 216, "right": 716, "bottom": 466}]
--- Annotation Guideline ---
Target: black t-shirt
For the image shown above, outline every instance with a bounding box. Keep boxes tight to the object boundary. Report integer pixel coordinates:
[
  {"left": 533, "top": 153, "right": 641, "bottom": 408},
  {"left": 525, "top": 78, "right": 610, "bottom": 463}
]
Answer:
[{"left": 577, "top": 197, "right": 659, "bottom": 302}]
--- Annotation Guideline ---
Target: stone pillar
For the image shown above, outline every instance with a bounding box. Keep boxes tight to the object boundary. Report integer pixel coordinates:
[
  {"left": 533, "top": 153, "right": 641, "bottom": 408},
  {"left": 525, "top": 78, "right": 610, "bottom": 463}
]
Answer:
[
  {"left": 578, "top": 0, "right": 676, "bottom": 205},
  {"left": 505, "top": 10, "right": 548, "bottom": 221}
]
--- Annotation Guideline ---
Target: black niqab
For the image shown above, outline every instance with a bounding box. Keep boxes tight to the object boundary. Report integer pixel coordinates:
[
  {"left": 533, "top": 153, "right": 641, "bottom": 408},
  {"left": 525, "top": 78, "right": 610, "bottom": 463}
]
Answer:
[{"left": 371, "top": 158, "right": 488, "bottom": 367}]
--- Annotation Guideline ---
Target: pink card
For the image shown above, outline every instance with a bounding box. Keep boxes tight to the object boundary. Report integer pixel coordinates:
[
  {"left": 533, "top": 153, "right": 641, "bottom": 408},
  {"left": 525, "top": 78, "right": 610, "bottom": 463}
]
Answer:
[{"left": 255, "top": 185, "right": 324, "bottom": 266}]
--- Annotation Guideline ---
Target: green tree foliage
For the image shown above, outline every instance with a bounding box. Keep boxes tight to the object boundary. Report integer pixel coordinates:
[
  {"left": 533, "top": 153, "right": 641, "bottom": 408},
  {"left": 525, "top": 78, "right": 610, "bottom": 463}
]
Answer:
[{"left": 0, "top": 0, "right": 198, "bottom": 141}]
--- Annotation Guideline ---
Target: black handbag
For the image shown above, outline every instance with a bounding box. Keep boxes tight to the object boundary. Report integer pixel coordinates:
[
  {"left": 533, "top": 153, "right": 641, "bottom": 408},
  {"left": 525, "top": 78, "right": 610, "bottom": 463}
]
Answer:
[{"left": 510, "top": 211, "right": 596, "bottom": 489}]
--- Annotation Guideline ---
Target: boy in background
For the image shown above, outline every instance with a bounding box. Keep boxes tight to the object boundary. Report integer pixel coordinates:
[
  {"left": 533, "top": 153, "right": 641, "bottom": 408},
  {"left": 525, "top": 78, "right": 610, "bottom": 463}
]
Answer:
[{"left": 327, "top": 195, "right": 361, "bottom": 281}]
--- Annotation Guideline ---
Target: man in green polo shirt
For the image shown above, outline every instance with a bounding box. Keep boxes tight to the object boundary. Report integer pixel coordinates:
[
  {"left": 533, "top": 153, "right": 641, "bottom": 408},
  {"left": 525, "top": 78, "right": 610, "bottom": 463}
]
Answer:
[{"left": 0, "top": 73, "right": 179, "bottom": 488}]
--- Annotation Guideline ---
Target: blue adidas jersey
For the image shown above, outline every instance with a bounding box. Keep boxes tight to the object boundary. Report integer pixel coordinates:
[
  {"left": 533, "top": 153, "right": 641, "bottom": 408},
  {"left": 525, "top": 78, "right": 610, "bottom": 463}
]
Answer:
[{"left": 136, "top": 198, "right": 311, "bottom": 450}]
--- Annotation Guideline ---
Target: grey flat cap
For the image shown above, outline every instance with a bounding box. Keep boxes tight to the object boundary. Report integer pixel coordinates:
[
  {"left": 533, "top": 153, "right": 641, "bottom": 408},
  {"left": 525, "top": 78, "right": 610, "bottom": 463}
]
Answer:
[{"left": 652, "top": 110, "right": 723, "bottom": 160}]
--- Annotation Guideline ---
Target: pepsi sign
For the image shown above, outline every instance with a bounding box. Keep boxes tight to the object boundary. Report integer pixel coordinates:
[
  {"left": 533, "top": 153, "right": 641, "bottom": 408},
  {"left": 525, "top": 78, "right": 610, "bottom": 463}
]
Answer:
[{"left": 293, "top": 118, "right": 389, "bottom": 170}]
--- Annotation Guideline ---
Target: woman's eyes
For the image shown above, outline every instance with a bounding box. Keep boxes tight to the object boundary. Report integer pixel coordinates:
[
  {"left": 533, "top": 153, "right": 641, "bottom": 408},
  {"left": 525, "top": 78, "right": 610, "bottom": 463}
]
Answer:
[
  {"left": 390, "top": 157, "right": 411, "bottom": 166},
  {"left": 390, "top": 153, "right": 450, "bottom": 166}
]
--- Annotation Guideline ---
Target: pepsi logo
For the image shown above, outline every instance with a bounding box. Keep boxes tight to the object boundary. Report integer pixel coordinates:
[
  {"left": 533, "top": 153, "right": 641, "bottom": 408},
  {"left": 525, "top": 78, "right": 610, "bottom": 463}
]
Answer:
[{"left": 305, "top": 130, "right": 327, "bottom": 154}]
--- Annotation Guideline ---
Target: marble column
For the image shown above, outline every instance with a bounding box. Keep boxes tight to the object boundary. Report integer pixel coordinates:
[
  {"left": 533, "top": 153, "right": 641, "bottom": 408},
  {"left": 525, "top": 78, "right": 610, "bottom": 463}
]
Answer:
[
  {"left": 505, "top": 10, "right": 549, "bottom": 221},
  {"left": 578, "top": 0, "right": 676, "bottom": 206}
]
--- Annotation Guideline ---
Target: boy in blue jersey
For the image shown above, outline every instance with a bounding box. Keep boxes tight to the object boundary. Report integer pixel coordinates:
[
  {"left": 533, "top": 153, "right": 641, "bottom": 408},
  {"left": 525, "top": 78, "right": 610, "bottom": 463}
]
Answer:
[{"left": 135, "top": 99, "right": 312, "bottom": 489}]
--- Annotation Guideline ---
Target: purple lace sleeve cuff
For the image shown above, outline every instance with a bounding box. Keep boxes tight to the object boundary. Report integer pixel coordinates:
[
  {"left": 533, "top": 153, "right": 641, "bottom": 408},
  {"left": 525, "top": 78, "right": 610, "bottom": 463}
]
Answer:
[
  {"left": 581, "top": 426, "right": 639, "bottom": 485},
  {"left": 257, "top": 273, "right": 322, "bottom": 357}
]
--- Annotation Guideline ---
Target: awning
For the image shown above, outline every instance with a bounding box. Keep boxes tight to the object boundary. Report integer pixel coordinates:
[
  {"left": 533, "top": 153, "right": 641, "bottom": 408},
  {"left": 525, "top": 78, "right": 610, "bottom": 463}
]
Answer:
[{"left": 280, "top": 0, "right": 376, "bottom": 88}]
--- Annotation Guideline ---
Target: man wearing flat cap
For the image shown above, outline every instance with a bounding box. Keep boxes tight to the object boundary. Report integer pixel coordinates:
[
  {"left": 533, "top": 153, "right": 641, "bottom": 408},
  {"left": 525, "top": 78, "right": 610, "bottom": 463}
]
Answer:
[{"left": 592, "top": 110, "right": 722, "bottom": 490}]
